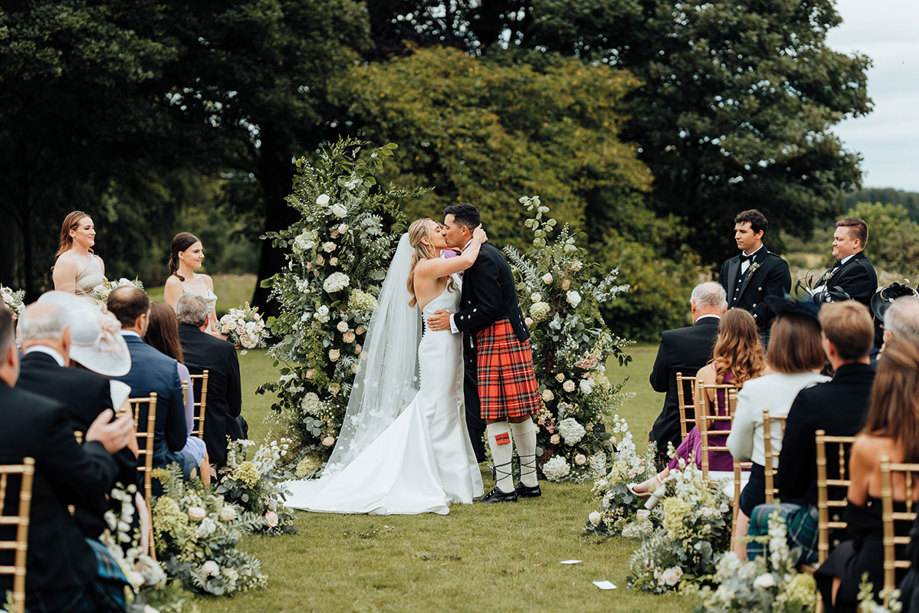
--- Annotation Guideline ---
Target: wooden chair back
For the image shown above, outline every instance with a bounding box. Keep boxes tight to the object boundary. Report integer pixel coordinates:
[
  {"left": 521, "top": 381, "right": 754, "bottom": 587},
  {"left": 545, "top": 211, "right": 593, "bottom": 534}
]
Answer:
[
  {"left": 0, "top": 457, "right": 36, "bottom": 613},
  {"left": 129, "top": 393, "right": 157, "bottom": 561},
  {"left": 676, "top": 372, "right": 696, "bottom": 440},
  {"left": 880, "top": 457, "right": 919, "bottom": 598},
  {"left": 188, "top": 371, "right": 209, "bottom": 440},
  {"left": 762, "top": 411, "right": 788, "bottom": 504},
  {"left": 815, "top": 429, "right": 855, "bottom": 566},
  {"left": 696, "top": 382, "right": 740, "bottom": 480}
]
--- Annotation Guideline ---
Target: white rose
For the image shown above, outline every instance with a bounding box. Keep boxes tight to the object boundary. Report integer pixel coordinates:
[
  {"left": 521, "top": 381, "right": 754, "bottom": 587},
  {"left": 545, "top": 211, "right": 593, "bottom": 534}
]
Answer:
[
  {"left": 542, "top": 273, "right": 553, "bottom": 285},
  {"left": 555, "top": 373, "right": 565, "bottom": 382},
  {"left": 323, "top": 241, "right": 337, "bottom": 253},
  {"left": 566, "top": 291, "right": 582, "bottom": 307},
  {"left": 574, "top": 454, "right": 587, "bottom": 465},
  {"left": 187, "top": 507, "right": 206, "bottom": 522},
  {"left": 579, "top": 379, "right": 594, "bottom": 395},
  {"left": 316, "top": 194, "right": 330, "bottom": 206},
  {"left": 588, "top": 511, "right": 602, "bottom": 526},
  {"left": 330, "top": 203, "right": 347, "bottom": 218},
  {"left": 336, "top": 321, "right": 349, "bottom": 333},
  {"left": 563, "top": 380, "right": 575, "bottom": 393},
  {"left": 338, "top": 224, "right": 348, "bottom": 233},
  {"left": 541, "top": 389, "right": 554, "bottom": 402},
  {"left": 530, "top": 292, "right": 542, "bottom": 302},
  {"left": 201, "top": 560, "right": 220, "bottom": 577},
  {"left": 218, "top": 507, "right": 237, "bottom": 522},
  {"left": 264, "top": 511, "right": 279, "bottom": 528},
  {"left": 550, "top": 434, "right": 560, "bottom": 445},
  {"left": 753, "top": 573, "right": 776, "bottom": 589},
  {"left": 329, "top": 349, "right": 340, "bottom": 362},
  {"left": 524, "top": 317, "right": 533, "bottom": 327},
  {"left": 317, "top": 305, "right": 330, "bottom": 317}
]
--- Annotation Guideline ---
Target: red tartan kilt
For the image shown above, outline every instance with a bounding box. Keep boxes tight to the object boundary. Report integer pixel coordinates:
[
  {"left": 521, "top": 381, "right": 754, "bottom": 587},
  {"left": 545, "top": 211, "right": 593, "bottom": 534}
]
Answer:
[{"left": 476, "top": 318, "right": 541, "bottom": 420}]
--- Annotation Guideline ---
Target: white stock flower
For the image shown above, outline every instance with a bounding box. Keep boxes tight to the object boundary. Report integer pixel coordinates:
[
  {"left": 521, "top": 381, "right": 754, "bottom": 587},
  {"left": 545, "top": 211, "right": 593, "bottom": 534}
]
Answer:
[
  {"left": 316, "top": 194, "right": 330, "bottom": 206},
  {"left": 330, "top": 203, "right": 347, "bottom": 218},
  {"left": 566, "top": 291, "right": 582, "bottom": 308}
]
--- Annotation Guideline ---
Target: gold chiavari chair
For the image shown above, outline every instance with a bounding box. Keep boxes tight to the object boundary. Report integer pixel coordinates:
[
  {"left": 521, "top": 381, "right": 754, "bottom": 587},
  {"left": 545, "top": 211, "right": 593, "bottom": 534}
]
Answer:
[
  {"left": 815, "top": 430, "right": 855, "bottom": 566},
  {"left": 129, "top": 393, "right": 158, "bottom": 561},
  {"left": 762, "top": 411, "right": 788, "bottom": 505},
  {"left": 188, "top": 370, "right": 209, "bottom": 441},
  {"left": 697, "top": 382, "right": 740, "bottom": 481},
  {"left": 0, "top": 457, "right": 36, "bottom": 613},
  {"left": 676, "top": 372, "right": 696, "bottom": 440},
  {"left": 880, "top": 457, "right": 919, "bottom": 601}
]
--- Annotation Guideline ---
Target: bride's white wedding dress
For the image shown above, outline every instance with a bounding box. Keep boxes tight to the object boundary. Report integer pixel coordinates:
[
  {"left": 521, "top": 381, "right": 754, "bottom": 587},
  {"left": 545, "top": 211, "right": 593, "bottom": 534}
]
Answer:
[{"left": 283, "top": 283, "right": 484, "bottom": 514}]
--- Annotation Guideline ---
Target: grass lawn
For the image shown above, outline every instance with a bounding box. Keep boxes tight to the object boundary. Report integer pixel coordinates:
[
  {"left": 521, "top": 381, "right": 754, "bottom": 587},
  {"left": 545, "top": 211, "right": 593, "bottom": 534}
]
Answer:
[{"left": 190, "top": 342, "right": 691, "bottom": 612}]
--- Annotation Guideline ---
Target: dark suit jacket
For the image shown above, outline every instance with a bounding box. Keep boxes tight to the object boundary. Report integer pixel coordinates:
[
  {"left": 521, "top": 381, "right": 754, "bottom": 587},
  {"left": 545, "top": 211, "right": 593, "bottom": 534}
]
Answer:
[
  {"left": 649, "top": 316, "right": 721, "bottom": 454},
  {"left": 821, "top": 251, "right": 878, "bottom": 306},
  {"left": 178, "top": 324, "right": 242, "bottom": 465},
  {"left": 776, "top": 362, "right": 875, "bottom": 506},
  {"left": 719, "top": 247, "right": 791, "bottom": 330},
  {"left": 0, "top": 381, "right": 117, "bottom": 594},
  {"left": 114, "top": 334, "right": 186, "bottom": 467},
  {"left": 16, "top": 350, "right": 136, "bottom": 538}
]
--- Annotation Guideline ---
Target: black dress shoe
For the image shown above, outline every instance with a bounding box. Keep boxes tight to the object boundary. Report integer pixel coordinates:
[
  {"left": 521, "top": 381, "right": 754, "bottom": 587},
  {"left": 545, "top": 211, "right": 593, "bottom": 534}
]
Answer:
[
  {"left": 515, "top": 482, "right": 542, "bottom": 498},
  {"left": 478, "top": 487, "right": 518, "bottom": 503}
]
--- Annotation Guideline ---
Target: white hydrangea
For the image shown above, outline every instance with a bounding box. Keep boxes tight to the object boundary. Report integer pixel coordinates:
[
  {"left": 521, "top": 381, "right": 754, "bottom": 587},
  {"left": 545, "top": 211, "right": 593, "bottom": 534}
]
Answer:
[
  {"left": 301, "top": 392, "right": 322, "bottom": 416},
  {"left": 348, "top": 289, "right": 378, "bottom": 313},
  {"left": 566, "top": 290, "right": 582, "bottom": 308},
  {"left": 558, "top": 417, "right": 586, "bottom": 445},
  {"left": 323, "top": 272, "right": 350, "bottom": 293},
  {"left": 529, "top": 301, "right": 551, "bottom": 323},
  {"left": 542, "top": 456, "right": 571, "bottom": 481}
]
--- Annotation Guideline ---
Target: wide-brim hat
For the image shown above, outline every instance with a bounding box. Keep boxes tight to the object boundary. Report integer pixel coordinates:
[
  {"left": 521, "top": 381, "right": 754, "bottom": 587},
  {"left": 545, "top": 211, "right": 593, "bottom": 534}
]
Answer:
[
  {"left": 870, "top": 283, "right": 919, "bottom": 323},
  {"left": 37, "top": 291, "right": 131, "bottom": 377},
  {"left": 764, "top": 292, "right": 821, "bottom": 323}
]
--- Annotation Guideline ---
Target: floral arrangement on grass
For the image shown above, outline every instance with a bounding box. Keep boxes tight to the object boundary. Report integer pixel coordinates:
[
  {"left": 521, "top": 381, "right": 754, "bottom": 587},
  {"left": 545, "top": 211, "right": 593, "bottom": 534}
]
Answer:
[
  {"left": 215, "top": 439, "right": 298, "bottom": 535},
  {"left": 215, "top": 303, "right": 269, "bottom": 353},
  {"left": 626, "top": 458, "right": 732, "bottom": 594},
  {"left": 504, "top": 195, "right": 633, "bottom": 482},
  {"left": 584, "top": 414, "right": 658, "bottom": 537},
  {"left": 687, "top": 505, "right": 817, "bottom": 611},
  {"left": 151, "top": 466, "right": 266, "bottom": 596},
  {"left": 857, "top": 577, "right": 902, "bottom": 613},
  {"left": 257, "top": 139, "right": 422, "bottom": 457},
  {"left": 92, "top": 276, "right": 144, "bottom": 302},
  {"left": 0, "top": 285, "right": 24, "bottom": 315}
]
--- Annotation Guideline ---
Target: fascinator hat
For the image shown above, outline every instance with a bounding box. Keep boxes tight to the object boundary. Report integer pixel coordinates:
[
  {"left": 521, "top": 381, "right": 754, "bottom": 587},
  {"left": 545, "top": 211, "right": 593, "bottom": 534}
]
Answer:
[
  {"left": 37, "top": 291, "right": 131, "bottom": 376},
  {"left": 870, "top": 282, "right": 918, "bottom": 324},
  {"left": 764, "top": 292, "right": 822, "bottom": 322}
]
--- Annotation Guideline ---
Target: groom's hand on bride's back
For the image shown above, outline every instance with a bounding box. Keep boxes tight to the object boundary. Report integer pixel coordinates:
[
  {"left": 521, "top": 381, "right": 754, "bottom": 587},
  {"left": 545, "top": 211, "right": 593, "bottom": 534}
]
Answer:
[{"left": 427, "top": 310, "right": 452, "bottom": 332}]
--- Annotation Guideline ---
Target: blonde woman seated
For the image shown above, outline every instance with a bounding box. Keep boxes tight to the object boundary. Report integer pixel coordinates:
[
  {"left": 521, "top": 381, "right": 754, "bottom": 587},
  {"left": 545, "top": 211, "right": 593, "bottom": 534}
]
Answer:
[
  {"left": 52, "top": 210, "right": 105, "bottom": 295},
  {"left": 629, "top": 309, "right": 765, "bottom": 496},
  {"left": 727, "top": 297, "right": 829, "bottom": 558}
]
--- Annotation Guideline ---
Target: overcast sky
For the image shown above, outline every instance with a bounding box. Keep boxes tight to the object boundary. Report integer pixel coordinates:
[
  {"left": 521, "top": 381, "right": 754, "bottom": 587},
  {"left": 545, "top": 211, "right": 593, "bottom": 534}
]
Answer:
[{"left": 827, "top": 0, "right": 919, "bottom": 191}]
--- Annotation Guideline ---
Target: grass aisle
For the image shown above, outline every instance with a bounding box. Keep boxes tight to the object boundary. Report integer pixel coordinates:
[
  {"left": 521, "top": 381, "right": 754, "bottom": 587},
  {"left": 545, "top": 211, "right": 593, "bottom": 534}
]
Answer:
[{"left": 192, "top": 344, "right": 693, "bottom": 612}]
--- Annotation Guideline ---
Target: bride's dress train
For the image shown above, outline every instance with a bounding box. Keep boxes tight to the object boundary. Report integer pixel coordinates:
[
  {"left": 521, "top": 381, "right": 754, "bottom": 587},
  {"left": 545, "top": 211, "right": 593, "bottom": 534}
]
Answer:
[{"left": 283, "top": 285, "right": 484, "bottom": 514}]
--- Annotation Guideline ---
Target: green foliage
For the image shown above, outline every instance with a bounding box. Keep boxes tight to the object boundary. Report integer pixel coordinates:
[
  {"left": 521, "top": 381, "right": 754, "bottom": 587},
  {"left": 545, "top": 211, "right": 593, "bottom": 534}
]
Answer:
[
  {"left": 848, "top": 202, "right": 919, "bottom": 276},
  {"left": 845, "top": 188, "right": 919, "bottom": 221}
]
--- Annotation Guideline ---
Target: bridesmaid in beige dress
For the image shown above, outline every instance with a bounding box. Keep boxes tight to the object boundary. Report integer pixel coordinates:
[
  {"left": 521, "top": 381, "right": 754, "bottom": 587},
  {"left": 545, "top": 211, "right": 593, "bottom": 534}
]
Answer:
[
  {"left": 52, "top": 210, "right": 106, "bottom": 296},
  {"left": 163, "top": 232, "right": 223, "bottom": 338}
]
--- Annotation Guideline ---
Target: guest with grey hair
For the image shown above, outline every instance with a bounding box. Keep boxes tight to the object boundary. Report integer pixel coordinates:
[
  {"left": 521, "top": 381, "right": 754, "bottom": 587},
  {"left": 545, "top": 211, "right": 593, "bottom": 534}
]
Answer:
[
  {"left": 648, "top": 281, "right": 728, "bottom": 467},
  {"left": 176, "top": 293, "right": 245, "bottom": 465},
  {"left": 16, "top": 294, "right": 138, "bottom": 539},
  {"left": 882, "top": 296, "right": 919, "bottom": 349}
]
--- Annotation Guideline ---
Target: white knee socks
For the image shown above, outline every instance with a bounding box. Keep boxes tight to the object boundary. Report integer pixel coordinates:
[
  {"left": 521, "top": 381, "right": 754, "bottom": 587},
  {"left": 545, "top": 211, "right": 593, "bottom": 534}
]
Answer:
[
  {"left": 510, "top": 419, "right": 538, "bottom": 487},
  {"left": 486, "top": 422, "right": 514, "bottom": 493}
]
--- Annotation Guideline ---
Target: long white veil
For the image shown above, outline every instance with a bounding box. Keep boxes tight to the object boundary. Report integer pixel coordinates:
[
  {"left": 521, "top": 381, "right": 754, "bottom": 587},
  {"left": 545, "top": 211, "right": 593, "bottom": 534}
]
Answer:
[{"left": 323, "top": 233, "right": 422, "bottom": 476}]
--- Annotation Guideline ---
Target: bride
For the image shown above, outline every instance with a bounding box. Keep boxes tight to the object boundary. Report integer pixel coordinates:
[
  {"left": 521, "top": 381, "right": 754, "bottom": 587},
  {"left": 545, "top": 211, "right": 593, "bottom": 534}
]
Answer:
[{"left": 283, "top": 218, "right": 487, "bottom": 514}]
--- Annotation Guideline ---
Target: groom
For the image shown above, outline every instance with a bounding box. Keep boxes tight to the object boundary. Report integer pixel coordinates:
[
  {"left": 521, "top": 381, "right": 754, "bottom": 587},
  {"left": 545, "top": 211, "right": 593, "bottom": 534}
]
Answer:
[{"left": 427, "top": 203, "right": 543, "bottom": 502}]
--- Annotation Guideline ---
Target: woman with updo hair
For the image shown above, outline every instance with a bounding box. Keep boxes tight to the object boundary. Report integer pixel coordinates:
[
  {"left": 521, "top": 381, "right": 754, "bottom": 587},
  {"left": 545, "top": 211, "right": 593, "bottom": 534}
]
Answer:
[
  {"left": 163, "top": 232, "right": 220, "bottom": 336},
  {"left": 52, "top": 210, "right": 106, "bottom": 295}
]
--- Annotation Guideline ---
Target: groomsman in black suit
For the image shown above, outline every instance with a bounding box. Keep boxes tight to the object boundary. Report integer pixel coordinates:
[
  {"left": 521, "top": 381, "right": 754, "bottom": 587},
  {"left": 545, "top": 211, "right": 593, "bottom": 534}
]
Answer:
[
  {"left": 719, "top": 209, "right": 791, "bottom": 332},
  {"left": 0, "top": 305, "right": 135, "bottom": 612},
  {"left": 813, "top": 217, "right": 877, "bottom": 306},
  {"left": 175, "top": 293, "right": 244, "bottom": 466},
  {"left": 649, "top": 281, "right": 726, "bottom": 466}
]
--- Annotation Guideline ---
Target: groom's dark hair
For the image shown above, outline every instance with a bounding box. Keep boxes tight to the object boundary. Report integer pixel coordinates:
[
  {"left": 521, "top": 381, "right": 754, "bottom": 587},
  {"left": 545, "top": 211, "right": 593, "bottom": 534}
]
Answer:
[{"left": 444, "top": 203, "right": 480, "bottom": 230}]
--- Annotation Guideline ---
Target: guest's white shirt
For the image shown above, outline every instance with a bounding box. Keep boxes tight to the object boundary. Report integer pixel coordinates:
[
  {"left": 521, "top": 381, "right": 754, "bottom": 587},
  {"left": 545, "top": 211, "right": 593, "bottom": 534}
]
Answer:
[{"left": 727, "top": 370, "right": 830, "bottom": 466}]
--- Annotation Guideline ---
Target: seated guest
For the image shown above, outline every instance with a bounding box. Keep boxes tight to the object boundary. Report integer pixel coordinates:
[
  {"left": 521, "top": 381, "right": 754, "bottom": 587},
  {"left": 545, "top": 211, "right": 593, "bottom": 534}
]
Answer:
[
  {"left": 881, "top": 295, "right": 919, "bottom": 351},
  {"left": 816, "top": 338, "right": 919, "bottom": 611},
  {"left": 727, "top": 297, "right": 829, "bottom": 558},
  {"left": 175, "top": 293, "right": 244, "bottom": 466},
  {"left": 0, "top": 304, "right": 135, "bottom": 612},
  {"left": 144, "top": 301, "right": 209, "bottom": 475},
  {"left": 649, "top": 282, "right": 726, "bottom": 468},
  {"left": 107, "top": 286, "right": 194, "bottom": 478},
  {"left": 15, "top": 297, "right": 137, "bottom": 539},
  {"left": 747, "top": 301, "right": 875, "bottom": 562},
  {"left": 630, "top": 309, "right": 765, "bottom": 495}
]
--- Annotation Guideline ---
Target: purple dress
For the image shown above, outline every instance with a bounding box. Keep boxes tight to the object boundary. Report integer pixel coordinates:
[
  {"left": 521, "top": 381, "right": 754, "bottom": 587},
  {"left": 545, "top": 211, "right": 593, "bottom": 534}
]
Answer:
[{"left": 667, "top": 372, "right": 735, "bottom": 472}]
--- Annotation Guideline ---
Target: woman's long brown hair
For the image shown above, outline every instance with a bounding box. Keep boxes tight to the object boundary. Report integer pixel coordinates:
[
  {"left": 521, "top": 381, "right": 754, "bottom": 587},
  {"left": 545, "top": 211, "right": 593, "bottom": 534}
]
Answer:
[
  {"left": 55, "top": 210, "right": 91, "bottom": 258},
  {"left": 144, "top": 301, "right": 185, "bottom": 364},
  {"left": 711, "top": 308, "right": 766, "bottom": 387},
  {"left": 862, "top": 337, "right": 919, "bottom": 463}
]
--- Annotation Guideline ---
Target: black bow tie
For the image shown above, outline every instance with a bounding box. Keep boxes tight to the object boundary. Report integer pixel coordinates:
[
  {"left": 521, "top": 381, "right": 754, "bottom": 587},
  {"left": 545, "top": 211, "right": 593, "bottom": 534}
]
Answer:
[
  {"left": 739, "top": 253, "right": 754, "bottom": 263},
  {"left": 833, "top": 260, "right": 842, "bottom": 268}
]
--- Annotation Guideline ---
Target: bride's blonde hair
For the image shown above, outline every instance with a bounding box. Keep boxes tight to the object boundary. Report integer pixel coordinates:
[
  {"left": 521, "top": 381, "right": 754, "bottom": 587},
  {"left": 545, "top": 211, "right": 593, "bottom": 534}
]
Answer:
[{"left": 406, "top": 218, "right": 456, "bottom": 307}]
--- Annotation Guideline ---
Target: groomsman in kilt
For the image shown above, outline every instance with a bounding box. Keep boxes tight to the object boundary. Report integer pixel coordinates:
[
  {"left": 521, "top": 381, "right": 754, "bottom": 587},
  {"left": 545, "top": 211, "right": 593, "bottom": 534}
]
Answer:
[
  {"left": 427, "top": 203, "right": 542, "bottom": 503},
  {"left": 719, "top": 209, "right": 791, "bottom": 334}
]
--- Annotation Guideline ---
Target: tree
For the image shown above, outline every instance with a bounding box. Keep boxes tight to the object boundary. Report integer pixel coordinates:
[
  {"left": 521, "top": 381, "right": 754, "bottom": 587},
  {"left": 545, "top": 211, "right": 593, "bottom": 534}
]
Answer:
[{"left": 847, "top": 202, "right": 919, "bottom": 276}]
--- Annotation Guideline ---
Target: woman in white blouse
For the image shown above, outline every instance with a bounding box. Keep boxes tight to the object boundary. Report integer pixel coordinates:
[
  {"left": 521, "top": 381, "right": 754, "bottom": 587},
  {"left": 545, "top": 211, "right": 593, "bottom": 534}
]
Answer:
[{"left": 727, "top": 302, "right": 829, "bottom": 558}]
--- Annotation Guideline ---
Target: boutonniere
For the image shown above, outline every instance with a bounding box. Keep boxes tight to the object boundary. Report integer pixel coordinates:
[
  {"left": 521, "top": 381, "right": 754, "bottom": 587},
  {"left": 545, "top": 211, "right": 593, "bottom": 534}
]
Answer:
[
  {"left": 746, "top": 261, "right": 761, "bottom": 276},
  {"left": 819, "top": 268, "right": 836, "bottom": 284}
]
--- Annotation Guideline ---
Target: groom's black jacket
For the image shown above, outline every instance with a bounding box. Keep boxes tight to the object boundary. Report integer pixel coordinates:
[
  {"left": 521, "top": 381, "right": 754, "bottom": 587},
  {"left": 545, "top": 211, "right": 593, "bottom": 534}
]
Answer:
[{"left": 454, "top": 241, "right": 530, "bottom": 461}]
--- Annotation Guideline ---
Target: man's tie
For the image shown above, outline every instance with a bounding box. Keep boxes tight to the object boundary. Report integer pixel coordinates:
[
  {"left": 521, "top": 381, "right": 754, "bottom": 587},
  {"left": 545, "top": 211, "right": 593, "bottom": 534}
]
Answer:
[{"left": 739, "top": 253, "right": 753, "bottom": 263}]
